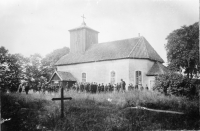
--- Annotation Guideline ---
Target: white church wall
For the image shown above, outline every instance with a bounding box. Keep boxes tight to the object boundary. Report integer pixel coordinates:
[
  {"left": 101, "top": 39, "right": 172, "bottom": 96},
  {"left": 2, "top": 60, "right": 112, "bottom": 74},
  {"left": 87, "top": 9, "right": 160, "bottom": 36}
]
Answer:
[
  {"left": 57, "top": 59, "right": 129, "bottom": 86},
  {"left": 57, "top": 58, "right": 157, "bottom": 90},
  {"left": 129, "top": 59, "right": 155, "bottom": 87}
]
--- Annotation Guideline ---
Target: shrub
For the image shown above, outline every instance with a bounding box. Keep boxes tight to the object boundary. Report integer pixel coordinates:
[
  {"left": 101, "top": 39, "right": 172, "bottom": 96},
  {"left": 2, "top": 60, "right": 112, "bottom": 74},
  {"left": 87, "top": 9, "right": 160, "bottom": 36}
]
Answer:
[{"left": 154, "top": 71, "right": 197, "bottom": 97}]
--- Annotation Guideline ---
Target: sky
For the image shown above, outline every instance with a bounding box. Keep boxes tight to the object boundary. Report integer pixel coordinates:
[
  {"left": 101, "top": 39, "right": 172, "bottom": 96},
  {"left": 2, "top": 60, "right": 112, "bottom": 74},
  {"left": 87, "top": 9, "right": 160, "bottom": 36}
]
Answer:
[{"left": 0, "top": 0, "right": 199, "bottom": 64}]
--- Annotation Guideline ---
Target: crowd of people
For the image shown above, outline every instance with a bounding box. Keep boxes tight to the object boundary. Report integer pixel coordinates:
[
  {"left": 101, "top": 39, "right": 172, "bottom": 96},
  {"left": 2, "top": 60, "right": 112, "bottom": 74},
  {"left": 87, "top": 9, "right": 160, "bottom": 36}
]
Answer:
[
  {"left": 67, "top": 79, "right": 125, "bottom": 93},
  {"left": 17, "top": 82, "right": 30, "bottom": 94},
  {"left": 17, "top": 82, "right": 49, "bottom": 94},
  {"left": 64, "top": 79, "right": 149, "bottom": 93},
  {"left": 18, "top": 79, "right": 149, "bottom": 94}
]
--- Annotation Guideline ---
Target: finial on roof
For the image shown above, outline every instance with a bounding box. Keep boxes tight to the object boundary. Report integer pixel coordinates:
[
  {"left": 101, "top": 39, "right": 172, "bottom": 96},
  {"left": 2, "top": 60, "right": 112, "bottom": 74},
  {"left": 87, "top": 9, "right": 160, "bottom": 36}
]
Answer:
[
  {"left": 81, "top": 14, "right": 86, "bottom": 25},
  {"left": 138, "top": 33, "right": 140, "bottom": 37}
]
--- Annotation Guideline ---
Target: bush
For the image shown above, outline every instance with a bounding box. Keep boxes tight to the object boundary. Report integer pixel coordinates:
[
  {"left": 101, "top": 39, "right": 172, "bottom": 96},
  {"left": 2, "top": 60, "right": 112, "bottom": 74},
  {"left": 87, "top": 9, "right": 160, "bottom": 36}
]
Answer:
[{"left": 154, "top": 71, "right": 197, "bottom": 97}]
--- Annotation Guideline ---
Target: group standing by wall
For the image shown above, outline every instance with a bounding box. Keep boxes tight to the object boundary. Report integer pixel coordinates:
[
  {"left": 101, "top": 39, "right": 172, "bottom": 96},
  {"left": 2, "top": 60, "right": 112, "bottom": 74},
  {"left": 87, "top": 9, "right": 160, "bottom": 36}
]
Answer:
[
  {"left": 17, "top": 82, "right": 30, "bottom": 94},
  {"left": 17, "top": 79, "right": 149, "bottom": 94},
  {"left": 65, "top": 79, "right": 149, "bottom": 94}
]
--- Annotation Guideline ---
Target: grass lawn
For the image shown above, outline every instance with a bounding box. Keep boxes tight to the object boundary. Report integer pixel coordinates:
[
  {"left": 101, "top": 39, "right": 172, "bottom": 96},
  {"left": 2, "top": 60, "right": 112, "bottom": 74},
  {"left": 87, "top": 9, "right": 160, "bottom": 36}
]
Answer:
[{"left": 1, "top": 90, "right": 199, "bottom": 131}]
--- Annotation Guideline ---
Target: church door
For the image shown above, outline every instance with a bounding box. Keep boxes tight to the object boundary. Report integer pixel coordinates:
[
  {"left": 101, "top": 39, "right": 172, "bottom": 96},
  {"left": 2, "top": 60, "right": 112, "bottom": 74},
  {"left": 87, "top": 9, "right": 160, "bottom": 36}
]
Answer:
[{"left": 136, "top": 71, "right": 142, "bottom": 86}]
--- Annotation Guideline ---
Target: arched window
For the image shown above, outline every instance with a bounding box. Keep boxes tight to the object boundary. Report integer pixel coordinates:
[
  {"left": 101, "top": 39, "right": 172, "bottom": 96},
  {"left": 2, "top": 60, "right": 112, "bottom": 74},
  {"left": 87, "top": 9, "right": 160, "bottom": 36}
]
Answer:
[
  {"left": 110, "top": 71, "right": 116, "bottom": 84},
  {"left": 82, "top": 73, "right": 86, "bottom": 82},
  {"left": 136, "top": 71, "right": 142, "bottom": 85}
]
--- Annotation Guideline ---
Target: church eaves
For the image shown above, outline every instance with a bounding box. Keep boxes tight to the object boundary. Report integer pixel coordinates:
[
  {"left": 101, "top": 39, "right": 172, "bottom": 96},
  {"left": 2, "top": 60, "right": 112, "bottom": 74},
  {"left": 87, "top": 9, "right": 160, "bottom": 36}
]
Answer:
[
  {"left": 55, "top": 36, "right": 164, "bottom": 66},
  {"left": 49, "top": 71, "right": 77, "bottom": 82},
  {"left": 146, "top": 62, "right": 169, "bottom": 76}
]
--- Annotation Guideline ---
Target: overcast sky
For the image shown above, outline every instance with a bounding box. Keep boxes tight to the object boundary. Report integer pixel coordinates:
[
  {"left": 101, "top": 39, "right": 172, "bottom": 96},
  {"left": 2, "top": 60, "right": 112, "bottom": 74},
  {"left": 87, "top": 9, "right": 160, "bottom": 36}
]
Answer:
[{"left": 0, "top": 0, "right": 199, "bottom": 64}]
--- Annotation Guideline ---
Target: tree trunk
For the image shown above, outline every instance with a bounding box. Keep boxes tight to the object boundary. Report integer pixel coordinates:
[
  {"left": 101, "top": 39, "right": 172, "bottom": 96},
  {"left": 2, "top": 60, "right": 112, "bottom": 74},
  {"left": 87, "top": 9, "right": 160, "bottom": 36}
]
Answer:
[
  {"left": 187, "top": 71, "right": 189, "bottom": 78},
  {"left": 190, "top": 72, "right": 193, "bottom": 79},
  {"left": 187, "top": 59, "right": 190, "bottom": 78},
  {"left": 163, "top": 86, "right": 167, "bottom": 95}
]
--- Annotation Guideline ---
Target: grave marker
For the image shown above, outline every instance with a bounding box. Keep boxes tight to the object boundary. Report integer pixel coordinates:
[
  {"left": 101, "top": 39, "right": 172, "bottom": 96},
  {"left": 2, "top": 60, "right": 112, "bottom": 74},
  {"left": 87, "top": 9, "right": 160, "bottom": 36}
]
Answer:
[{"left": 52, "top": 81, "right": 72, "bottom": 118}]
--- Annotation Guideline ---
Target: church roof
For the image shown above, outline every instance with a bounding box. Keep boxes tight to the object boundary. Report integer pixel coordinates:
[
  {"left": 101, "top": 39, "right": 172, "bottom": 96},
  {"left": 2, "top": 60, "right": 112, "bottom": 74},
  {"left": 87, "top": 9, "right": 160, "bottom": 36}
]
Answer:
[
  {"left": 146, "top": 62, "right": 169, "bottom": 76},
  {"left": 49, "top": 71, "right": 77, "bottom": 82},
  {"left": 55, "top": 36, "right": 164, "bottom": 66},
  {"left": 68, "top": 22, "right": 99, "bottom": 33}
]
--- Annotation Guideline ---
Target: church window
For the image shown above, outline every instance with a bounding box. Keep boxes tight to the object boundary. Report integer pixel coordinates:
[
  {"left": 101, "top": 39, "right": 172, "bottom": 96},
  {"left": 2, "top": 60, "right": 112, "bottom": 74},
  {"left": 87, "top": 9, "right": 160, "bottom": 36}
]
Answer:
[
  {"left": 136, "top": 71, "right": 142, "bottom": 85},
  {"left": 82, "top": 73, "right": 86, "bottom": 82},
  {"left": 110, "top": 71, "right": 116, "bottom": 84}
]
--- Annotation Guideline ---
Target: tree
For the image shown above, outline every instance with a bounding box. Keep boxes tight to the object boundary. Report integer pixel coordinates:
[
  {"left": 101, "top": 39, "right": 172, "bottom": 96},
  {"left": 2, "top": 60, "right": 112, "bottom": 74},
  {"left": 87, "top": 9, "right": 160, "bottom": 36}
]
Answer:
[
  {"left": 0, "top": 46, "right": 70, "bottom": 92},
  {"left": 165, "top": 22, "right": 199, "bottom": 79},
  {"left": 154, "top": 71, "right": 198, "bottom": 97},
  {"left": 24, "top": 53, "right": 43, "bottom": 88},
  {"left": 154, "top": 72, "right": 184, "bottom": 96},
  {"left": 41, "top": 47, "right": 70, "bottom": 81},
  {"left": 0, "top": 47, "right": 26, "bottom": 92}
]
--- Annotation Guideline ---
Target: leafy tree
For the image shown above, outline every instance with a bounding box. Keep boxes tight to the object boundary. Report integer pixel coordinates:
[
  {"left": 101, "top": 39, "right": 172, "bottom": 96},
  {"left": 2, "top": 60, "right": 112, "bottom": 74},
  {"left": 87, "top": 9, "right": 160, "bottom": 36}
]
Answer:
[
  {"left": 0, "top": 46, "right": 70, "bottom": 92},
  {"left": 24, "top": 53, "right": 43, "bottom": 88},
  {"left": 0, "top": 46, "right": 8, "bottom": 64},
  {"left": 154, "top": 71, "right": 198, "bottom": 97},
  {"left": 41, "top": 47, "right": 70, "bottom": 81},
  {"left": 154, "top": 72, "right": 184, "bottom": 95},
  {"left": 0, "top": 47, "right": 26, "bottom": 92},
  {"left": 165, "top": 22, "right": 199, "bottom": 79}
]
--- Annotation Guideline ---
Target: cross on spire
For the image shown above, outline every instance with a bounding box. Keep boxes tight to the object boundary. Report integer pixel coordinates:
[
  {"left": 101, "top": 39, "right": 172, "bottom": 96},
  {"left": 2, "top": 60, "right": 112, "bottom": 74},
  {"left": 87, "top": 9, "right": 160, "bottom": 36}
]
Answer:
[{"left": 81, "top": 14, "right": 86, "bottom": 22}]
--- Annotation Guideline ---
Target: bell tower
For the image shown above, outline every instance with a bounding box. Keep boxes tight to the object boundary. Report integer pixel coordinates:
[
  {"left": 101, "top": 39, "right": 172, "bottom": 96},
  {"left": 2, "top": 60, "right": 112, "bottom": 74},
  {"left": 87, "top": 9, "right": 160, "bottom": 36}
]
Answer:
[{"left": 69, "top": 15, "right": 99, "bottom": 54}]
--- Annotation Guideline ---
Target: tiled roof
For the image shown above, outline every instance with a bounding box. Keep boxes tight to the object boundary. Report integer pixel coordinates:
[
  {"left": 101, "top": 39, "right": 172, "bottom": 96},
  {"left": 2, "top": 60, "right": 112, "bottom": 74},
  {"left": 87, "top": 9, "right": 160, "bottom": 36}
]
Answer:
[
  {"left": 146, "top": 62, "right": 169, "bottom": 76},
  {"left": 55, "top": 36, "right": 164, "bottom": 66},
  {"left": 49, "top": 71, "right": 77, "bottom": 81}
]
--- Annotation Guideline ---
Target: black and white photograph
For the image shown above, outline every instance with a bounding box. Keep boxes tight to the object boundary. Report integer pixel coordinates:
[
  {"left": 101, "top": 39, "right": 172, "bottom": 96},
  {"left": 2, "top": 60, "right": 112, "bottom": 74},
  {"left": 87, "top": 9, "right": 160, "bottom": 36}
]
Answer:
[{"left": 0, "top": 0, "right": 199, "bottom": 130}]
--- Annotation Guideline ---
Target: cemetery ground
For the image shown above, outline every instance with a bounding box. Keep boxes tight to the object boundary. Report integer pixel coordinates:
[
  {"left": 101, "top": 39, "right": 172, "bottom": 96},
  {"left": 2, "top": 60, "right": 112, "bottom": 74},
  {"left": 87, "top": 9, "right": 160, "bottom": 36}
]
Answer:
[{"left": 1, "top": 90, "right": 199, "bottom": 131}]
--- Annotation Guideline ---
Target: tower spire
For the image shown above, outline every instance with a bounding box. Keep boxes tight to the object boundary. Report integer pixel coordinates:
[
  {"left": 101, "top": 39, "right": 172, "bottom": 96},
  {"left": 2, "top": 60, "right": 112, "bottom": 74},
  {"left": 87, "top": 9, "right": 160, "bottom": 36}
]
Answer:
[{"left": 81, "top": 14, "right": 86, "bottom": 25}]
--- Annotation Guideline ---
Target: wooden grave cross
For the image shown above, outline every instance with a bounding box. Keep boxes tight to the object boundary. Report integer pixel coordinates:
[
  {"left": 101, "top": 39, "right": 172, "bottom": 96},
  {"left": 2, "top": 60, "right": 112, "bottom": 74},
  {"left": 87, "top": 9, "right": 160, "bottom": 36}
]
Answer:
[{"left": 52, "top": 82, "right": 72, "bottom": 118}]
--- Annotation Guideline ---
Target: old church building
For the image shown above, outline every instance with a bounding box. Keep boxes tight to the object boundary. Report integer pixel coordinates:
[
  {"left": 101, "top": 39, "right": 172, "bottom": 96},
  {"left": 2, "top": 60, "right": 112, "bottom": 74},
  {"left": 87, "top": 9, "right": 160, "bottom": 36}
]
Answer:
[{"left": 52, "top": 21, "right": 168, "bottom": 90}]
